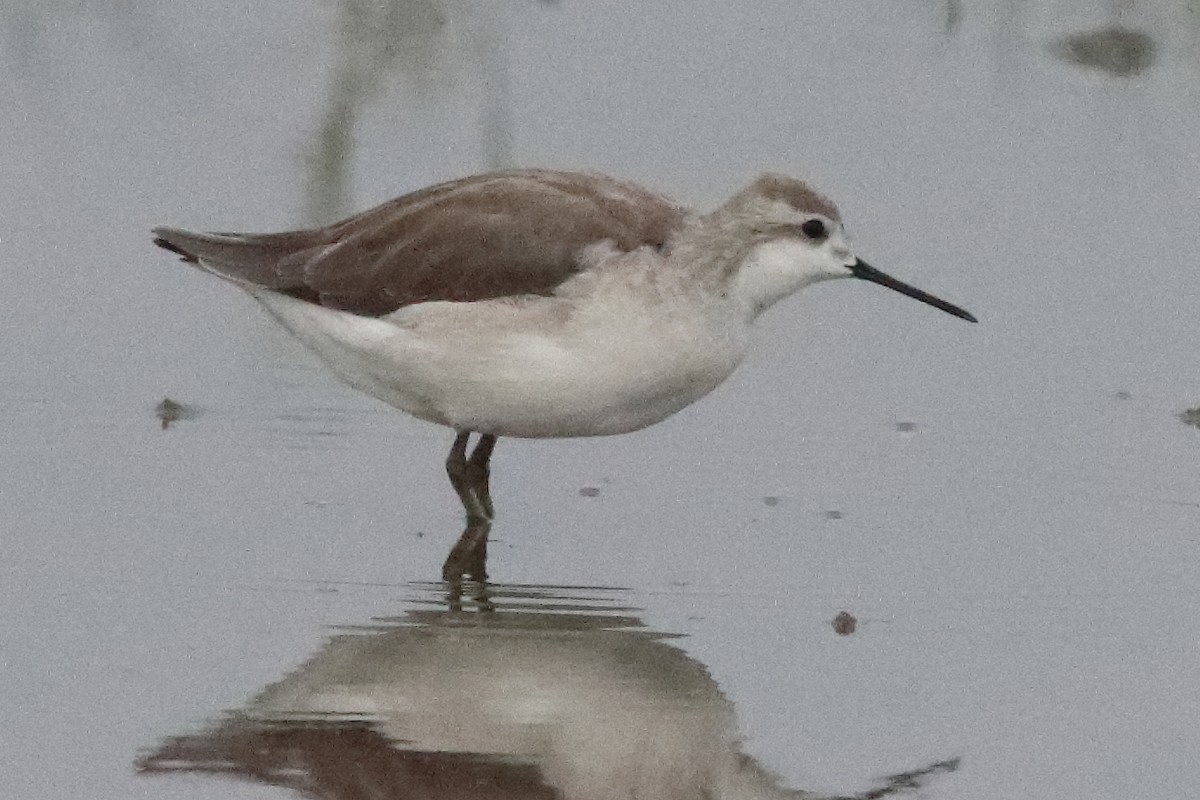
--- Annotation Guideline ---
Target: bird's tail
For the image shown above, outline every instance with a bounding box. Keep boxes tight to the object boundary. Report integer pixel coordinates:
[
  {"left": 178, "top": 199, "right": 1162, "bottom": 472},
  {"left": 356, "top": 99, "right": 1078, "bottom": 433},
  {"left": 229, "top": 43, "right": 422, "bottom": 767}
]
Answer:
[{"left": 151, "top": 226, "right": 325, "bottom": 290}]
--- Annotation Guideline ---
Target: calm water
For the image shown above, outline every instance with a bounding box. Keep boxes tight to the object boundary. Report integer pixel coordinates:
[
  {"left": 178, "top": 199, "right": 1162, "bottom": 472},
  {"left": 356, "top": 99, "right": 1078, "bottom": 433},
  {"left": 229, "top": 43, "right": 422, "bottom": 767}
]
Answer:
[{"left": 3, "top": 2, "right": 1199, "bottom": 799}]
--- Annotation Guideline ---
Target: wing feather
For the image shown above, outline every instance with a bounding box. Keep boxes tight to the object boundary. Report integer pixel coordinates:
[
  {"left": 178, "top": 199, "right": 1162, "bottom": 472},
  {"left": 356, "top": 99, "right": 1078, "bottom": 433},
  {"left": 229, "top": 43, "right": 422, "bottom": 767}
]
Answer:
[{"left": 153, "top": 170, "right": 686, "bottom": 316}]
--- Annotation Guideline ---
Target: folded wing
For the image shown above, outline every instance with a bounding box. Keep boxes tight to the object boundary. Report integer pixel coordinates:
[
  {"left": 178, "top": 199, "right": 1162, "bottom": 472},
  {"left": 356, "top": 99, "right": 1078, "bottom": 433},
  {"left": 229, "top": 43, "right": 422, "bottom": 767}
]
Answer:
[{"left": 153, "top": 170, "right": 686, "bottom": 316}]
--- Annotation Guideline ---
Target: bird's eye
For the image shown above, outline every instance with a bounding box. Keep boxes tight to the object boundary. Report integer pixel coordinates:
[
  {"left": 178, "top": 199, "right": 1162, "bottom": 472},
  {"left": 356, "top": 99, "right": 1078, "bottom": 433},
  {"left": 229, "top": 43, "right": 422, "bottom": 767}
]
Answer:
[{"left": 800, "top": 219, "right": 827, "bottom": 240}]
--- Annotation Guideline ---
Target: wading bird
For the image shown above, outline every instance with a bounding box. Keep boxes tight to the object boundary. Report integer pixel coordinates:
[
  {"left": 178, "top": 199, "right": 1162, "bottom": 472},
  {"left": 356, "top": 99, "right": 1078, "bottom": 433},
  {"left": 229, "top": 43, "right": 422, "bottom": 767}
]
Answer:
[{"left": 154, "top": 169, "right": 975, "bottom": 581}]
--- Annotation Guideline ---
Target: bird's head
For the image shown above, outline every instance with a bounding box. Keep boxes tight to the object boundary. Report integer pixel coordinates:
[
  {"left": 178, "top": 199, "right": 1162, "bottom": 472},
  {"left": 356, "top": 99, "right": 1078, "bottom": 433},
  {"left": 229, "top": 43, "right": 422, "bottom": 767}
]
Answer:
[{"left": 714, "top": 173, "right": 976, "bottom": 323}]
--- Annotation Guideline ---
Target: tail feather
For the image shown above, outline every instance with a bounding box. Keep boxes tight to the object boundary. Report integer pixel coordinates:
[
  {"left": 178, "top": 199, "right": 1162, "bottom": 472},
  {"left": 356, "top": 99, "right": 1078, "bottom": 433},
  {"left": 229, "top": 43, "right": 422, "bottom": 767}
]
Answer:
[
  {"left": 152, "top": 234, "right": 200, "bottom": 263},
  {"left": 151, "top": 226, "right": 325, "bottom": 289}
]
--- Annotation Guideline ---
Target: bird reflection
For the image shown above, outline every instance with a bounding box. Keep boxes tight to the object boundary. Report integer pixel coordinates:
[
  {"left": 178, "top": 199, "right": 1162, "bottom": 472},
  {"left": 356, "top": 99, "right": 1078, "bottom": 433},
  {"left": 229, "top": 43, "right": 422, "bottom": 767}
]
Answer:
[{"left": 137, "top": 583, "right": 958, "bottom": 800}]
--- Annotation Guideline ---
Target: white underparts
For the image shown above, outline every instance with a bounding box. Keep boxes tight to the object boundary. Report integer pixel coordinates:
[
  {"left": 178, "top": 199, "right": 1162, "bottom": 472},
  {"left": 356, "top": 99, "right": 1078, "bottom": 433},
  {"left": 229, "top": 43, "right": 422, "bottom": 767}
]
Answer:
[{"left": 247, "top": 271, "right": 749, "bottom": 439}]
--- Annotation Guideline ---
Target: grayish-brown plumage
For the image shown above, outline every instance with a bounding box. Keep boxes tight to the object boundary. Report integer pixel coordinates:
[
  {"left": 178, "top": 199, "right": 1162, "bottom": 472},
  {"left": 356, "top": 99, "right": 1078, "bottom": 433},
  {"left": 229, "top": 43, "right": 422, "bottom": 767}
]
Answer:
[{"left": 155, "top": 170, "right": 692, "bottom": 316}]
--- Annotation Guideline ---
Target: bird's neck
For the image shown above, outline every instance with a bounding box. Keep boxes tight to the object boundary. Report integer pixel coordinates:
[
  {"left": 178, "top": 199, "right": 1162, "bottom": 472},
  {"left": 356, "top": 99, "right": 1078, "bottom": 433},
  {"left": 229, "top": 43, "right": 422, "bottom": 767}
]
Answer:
[
  {"left": 663, "top": 214, "right": 754, "bottom": 290},
  {"left": 665, "top": 214, "right": 808, "bottom": 322}
]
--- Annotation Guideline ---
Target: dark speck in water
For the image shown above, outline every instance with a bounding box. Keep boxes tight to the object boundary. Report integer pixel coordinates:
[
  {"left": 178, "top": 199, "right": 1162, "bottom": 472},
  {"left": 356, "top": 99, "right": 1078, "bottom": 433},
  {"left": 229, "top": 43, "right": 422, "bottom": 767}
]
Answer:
[
  {"left": 833, "top": 611, "right": 857, "bottom": 635},
  {"left": 895, "top": 421, "right": 918, "bottom": 433},
  {"left": 824, "top": 510, "right": 844, "bottom": 520},
  {"left": 1052, "top": 25, "right": 1155, "bottom": 77},
  {"left": 762, "top": 495, "right": 780, "bottom": 507},
  {"left": 1179, "top": 407, "right": 1200, "bottom": 430},
  {"left": 155, "top": 397, "right": 195, "bottom": 430},
  {"left": 579, "top": 486, "right": 601, "bottom": 498}
]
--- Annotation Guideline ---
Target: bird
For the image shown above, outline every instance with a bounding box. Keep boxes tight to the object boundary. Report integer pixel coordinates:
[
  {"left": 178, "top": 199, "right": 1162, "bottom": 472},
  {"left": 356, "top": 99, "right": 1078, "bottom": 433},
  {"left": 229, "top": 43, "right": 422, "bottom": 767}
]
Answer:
[{"left": 153, "top": 169, "right": 976, "bottom": 581}]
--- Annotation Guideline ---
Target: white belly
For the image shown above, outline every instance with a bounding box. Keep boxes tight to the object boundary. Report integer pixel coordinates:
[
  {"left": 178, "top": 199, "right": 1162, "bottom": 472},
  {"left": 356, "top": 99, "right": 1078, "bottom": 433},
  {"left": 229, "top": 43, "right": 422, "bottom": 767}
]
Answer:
[{"left": 252, "top": 289, "right": 747, "bottom": 438}]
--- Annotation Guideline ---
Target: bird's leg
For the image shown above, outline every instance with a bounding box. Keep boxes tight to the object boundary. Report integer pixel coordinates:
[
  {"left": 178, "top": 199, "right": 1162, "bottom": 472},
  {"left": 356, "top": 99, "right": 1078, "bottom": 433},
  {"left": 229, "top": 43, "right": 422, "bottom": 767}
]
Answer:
[
  {"left": 442, "top": 519, "right": 490, "bottom": 583},
  {"left": 445, "top": 432, "right": 494, "bottom": 523},
  {"left": 443, "top": 432, "right": 498, "bottom": 583},
  {"left": 467, "top": 433, "right": 497, "bottom": 519}
]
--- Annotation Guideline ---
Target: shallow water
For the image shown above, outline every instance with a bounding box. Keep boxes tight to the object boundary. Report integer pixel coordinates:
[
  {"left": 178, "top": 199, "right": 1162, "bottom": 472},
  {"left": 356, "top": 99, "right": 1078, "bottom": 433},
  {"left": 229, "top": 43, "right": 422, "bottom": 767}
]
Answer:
[
  {"left": 3, "top": 2, "right": 1200, "bottom": 799},
  {"left": 133, "top": 583, "right": 961, "bottom": 799}
]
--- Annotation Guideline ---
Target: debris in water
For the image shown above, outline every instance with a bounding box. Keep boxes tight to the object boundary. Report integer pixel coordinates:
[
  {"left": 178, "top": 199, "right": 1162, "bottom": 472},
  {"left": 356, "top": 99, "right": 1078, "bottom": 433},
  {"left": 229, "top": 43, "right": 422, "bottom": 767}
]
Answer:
[
  {"left": 1180, "top": 407, "right": 1200, "bottom": 430},
  {"left": 832, "top": 611, "right": 857, "bottom": 635},
  {"left": 155, "top": 398, "right": 195, "bottom": 430},
  {"left": 1053, "top": 26, "right": 1155, "bottom": 77}
]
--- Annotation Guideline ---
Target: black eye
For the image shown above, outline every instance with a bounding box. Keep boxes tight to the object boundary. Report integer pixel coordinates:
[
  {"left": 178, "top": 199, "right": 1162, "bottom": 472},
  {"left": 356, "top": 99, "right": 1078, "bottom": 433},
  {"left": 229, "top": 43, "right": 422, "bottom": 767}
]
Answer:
[{"left": 800, "top": 219, "right": 827, "bottom": 240}]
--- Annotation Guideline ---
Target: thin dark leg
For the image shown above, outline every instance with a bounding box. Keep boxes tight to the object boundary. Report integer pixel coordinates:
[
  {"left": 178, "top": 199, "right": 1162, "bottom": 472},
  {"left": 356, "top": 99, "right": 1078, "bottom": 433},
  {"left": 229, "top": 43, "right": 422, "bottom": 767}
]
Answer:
[
  {"left": 445, "top": 432, "right": 493, "bottom": 523},
  {"left": 442, "top": 519, "right": 490, "bottom": 583},
  {"left": 442, "top": 432, "right": 498, "bottom": 583},
  {"left": 468, "top": 434, "right": 497, "bottom": 519}
]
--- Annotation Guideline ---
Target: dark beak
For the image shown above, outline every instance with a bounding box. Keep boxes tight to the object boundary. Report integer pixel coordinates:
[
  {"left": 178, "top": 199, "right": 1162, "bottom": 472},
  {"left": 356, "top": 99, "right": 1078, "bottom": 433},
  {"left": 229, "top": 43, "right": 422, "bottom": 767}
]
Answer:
[{"left": 849, "top": 259, "right": 977, "bottom": 323}]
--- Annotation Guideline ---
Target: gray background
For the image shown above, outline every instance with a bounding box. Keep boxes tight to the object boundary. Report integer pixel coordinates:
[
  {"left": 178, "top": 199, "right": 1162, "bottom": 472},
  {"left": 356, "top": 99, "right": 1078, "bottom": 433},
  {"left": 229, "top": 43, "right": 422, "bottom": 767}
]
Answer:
[{"left": 2, "top": 1, "right": 1198, "bottom": 798}]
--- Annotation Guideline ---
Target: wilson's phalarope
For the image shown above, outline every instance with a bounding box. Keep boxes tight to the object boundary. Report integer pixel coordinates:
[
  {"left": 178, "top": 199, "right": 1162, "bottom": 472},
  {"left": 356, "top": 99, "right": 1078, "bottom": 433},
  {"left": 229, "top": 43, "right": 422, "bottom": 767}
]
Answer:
[{"left": 154, "top": 169, "right": 975, "bottom": 580}]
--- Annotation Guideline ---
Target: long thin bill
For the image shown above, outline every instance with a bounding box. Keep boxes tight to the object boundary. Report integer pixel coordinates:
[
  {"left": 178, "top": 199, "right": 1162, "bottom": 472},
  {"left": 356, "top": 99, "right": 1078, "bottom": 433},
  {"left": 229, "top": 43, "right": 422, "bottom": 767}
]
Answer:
[{"left": 849, "top": 259, "right": 977, "bottom": 323}]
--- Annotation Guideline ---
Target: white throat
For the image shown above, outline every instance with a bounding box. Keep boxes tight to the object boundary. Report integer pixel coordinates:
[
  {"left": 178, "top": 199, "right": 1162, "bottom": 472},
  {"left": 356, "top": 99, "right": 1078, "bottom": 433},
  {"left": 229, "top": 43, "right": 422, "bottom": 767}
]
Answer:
[{"left": 731, "top": 238, "right": 845, "bottom": 320}]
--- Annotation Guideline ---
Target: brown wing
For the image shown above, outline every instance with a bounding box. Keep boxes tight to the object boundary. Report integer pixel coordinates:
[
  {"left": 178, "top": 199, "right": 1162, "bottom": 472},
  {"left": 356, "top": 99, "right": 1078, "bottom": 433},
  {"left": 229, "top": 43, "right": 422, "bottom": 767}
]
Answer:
[{"left": 153, "top": 169, "right": 686, "bottom": 316}]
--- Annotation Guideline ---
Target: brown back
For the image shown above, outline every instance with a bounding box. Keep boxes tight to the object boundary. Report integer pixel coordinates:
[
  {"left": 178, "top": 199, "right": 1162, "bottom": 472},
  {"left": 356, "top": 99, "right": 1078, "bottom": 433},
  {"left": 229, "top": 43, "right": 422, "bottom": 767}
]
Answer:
[{"left": 154, "top": 170, "right": 686, "bottom": 316}]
